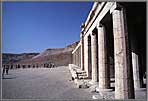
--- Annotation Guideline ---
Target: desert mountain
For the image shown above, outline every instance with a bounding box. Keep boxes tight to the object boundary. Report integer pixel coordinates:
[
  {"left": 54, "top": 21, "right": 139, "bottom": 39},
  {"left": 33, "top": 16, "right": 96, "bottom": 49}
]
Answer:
[{"left": 2, "top": 41, "right": 79, "bottom": 66}]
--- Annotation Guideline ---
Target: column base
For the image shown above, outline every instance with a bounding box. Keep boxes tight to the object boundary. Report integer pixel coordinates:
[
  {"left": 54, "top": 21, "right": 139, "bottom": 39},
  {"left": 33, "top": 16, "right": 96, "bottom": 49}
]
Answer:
[
  {"left": 92, "top": 94, "right": 104, "bottom": 99},
  {"left": 88, "top": 80, "right": 98, "bottom": 85},
  {"left": 95, "top": 86, "right": 114, "bottom": 99},
  {"left": 135, "top": 88, "right": 146, "bottom": 91},
  {"left": 96, "top": 86, "right": 113, "bottom": 92}
]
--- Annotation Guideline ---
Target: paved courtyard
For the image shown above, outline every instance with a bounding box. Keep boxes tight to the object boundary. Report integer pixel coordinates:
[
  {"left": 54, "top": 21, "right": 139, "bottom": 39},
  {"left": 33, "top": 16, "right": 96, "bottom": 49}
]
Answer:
[
  {"left": 2, "top": 66, "right": 94, "bottom": 100},
  {"left": 2, "top": 66, "right": 146, "bottom": 100}
]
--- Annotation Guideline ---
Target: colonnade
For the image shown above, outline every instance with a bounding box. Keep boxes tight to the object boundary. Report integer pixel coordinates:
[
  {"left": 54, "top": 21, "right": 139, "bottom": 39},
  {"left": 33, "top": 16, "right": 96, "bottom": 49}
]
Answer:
[
  {"left": 82, "top": 5, "right": 135, "bottom": 98},
  {"left": 72, "top": 2, "right": 146, "bottom": 99},
  {"left": 72, "top": 45, "right": 81, "bottom": 67}
]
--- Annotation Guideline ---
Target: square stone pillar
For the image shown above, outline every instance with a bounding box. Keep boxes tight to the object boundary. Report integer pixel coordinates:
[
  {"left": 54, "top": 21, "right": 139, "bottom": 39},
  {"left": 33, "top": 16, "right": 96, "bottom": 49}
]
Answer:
[
  {"left": 76, "top": 52, "right": 78, "bottom": 66},
  {"left": 78, "top": 49, "right": 80, "bottom": 67},
  {"left": 111, "top": 3, "right": 135, "bottom": 99},
  {"left": 72, "top": 53, "right": 75, "bottom": 65},
  {"left": 132, "top": 52, "right": 141, "bottom": 89},
  {"left": 75, "top": 53, "right": 77, "bottom": 66},
  {"left": 84, "top": 36, "right": 91, "bottom": 78},
  {"left": 84, "top": 37, "right": 89, "bottom": 77},
  {"left": 77, "top": 50, "right": 79, "bottom": 66},
  {"left": 91, "top": 32, "right": 98, "bottom": 83},
  {"left": 79, "top": 47, "right": 81, "bottom": 67},
  {"left": 97, "top": 24, "right": 110, "bottom": 89},
  {"left": 72, "top": 54, "right": 74, "bottom": 64},
  {"left": 74, "top": 53, "right": 75, "bottom": 65},
  {"left": 80, "top": 32, "right": 85, "bottom": 70}
]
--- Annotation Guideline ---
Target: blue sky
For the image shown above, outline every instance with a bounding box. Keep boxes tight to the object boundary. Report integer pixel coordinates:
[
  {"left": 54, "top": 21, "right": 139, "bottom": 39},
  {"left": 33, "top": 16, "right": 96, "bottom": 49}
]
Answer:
[{"left": 2, "top": 2, "right": 93, "bottom": 53}]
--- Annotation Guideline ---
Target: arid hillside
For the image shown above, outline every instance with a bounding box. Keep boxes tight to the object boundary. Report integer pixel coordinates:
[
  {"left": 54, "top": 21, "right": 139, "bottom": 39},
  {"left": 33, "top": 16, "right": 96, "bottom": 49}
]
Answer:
[
  {"left": 2, "top": 53, "right": 39, "bottom": 64},
  {"left": 2, "top": 41, "right": 79, "bottom": 66}
]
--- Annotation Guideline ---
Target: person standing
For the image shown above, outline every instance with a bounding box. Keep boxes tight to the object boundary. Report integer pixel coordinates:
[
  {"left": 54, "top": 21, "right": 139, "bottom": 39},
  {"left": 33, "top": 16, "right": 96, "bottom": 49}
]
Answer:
[
  {"left": 6, "top": 65, "right": 9, "bottom": 75},
  {"left": 2, "top": 65, "right": 6, "bottom": 77}
]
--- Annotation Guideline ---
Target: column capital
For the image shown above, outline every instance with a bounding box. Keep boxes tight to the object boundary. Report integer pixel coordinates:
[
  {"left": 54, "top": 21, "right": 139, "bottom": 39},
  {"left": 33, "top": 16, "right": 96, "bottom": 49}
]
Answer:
[
  {"left": 92, "top": 32, "right": 96, "bottom": 36},
  {"left": 110, "top": 2, "right": 123, "bottom": 14},
  {"left": 80, "top": 30, "right": 84, "bottom": 36},
  {"left": 87, "top": 35, "right": 91, "bottom": 41},
  {"left": 97, "top": 23, "right": 102, "bottom": 27},
  {"left": 97, "top": 23, "right": 105, "bottom": 29}
]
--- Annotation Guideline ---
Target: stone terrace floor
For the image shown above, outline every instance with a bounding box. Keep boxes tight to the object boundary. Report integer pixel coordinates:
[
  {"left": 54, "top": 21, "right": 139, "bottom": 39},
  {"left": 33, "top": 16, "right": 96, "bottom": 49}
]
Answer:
[
  {"left": 2, "top": 66, "right": 96, "bottom": 100},
  {"left": 2, "top": 66, "right": 147, "bottom": 101}
]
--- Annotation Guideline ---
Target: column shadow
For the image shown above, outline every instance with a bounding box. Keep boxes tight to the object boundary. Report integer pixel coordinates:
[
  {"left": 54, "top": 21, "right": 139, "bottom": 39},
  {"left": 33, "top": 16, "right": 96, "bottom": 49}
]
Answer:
[{"left": 2, "top": 75, "right": 17, "bottom": 79}]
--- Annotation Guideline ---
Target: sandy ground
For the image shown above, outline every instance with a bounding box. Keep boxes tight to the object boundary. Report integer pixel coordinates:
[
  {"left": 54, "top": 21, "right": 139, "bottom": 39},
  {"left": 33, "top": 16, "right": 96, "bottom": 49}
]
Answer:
[
  {"left": 2, "top": 66, "right": 93, "bottom": 100},
  {"left": 2, "top": 66, "right": 146, "bottom": 100}
]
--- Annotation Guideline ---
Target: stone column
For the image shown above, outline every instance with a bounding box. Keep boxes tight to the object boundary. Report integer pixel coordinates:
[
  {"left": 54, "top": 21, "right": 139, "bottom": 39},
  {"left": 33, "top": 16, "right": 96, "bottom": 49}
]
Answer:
[
  {"left": 79, "top": 47, "right": 81, "bottom": 67},
  {"left": 78, "top": 49, "right": 80, "bottom": 67},
  {"left": 73, "top": 54, "right": 74, "bottom": 65},
  {"left": 76, "top": 51, "right": 78, "bottom": 66},
  {"left": 74, "top": 53, "right": 76, "bottom": 65},
  {"left": 132, "top": 52, "right": 141, "bottom": 89},
  {"left": 111, "top": 3, "right": 135, "bottom": 99},
  {"left": 74, "top": 52, "right": 77, "bottom": 65},
  {"left": 84, "top": 36, "right": 91, "bottom": 78},
  {"left": 75, "top": 53, "right": 76, "bottom": 65},
  {"left": 76, "top": 52, "right": 77, "bottom": 66},
  {"left": 98, "top": 24, "right": 110, "bottom": 89},
  {"left": 73, "top": 53, "right": 74, "bottom": 65},
  {"left": 75, "top": 53, "right": 77, "bottom": 65},
  {"left": 78, "top": 50, "right": 79, "bottom": 67},
  {"left": 76, "top": 51, "right": 77, "bottom": 66},
  {"left": 80, "top": 31, "right": 85, "bottom": 70},
  {"left": 84, "top": 37, "right": 89, "bottom": 76},
  {"left": 91, "top": 32, "right": 98, "bottom": 82},
  {"left": 72, "top": 53, "right": 74, "bottom": 64},
  {"left": 78, "top": 48, "right": 80, "bottom": 67}
]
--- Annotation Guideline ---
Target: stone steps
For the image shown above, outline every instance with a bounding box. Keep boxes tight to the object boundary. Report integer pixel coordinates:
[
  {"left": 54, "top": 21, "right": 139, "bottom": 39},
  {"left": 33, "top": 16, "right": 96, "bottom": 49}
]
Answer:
[
  {"left": 69, "top": 64, "right": 87, "bottom": 80},
  {"left": 77, "top": 72, "right": 87, "bottom": 76},
  {"left": 69, "top": 64, "right": 90, "bottom": 89},
  {"left": 76, "top": 70, "right": 86, "bottom": 74},
  {"left": 78, "top": 76, "right": 88, "bottom": 79},
  {"left": 77, "top": 71, "right": 87, "bottom": 79}
]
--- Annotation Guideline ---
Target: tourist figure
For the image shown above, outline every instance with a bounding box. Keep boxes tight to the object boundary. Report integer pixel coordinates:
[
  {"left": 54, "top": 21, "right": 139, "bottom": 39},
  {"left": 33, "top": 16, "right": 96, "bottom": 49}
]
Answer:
[
  {"left": 2, "top": 65, "right": 6, "bottom": 76},
  {"left": 6, "top": 65, "right": 9, "bottom": 75}
]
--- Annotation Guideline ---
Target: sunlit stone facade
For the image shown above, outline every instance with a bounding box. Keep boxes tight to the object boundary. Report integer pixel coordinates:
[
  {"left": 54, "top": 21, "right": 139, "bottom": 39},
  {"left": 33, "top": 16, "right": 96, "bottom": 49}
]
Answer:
[{"left": 72, "top": 2, "right": 146, "bottom": 99}]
